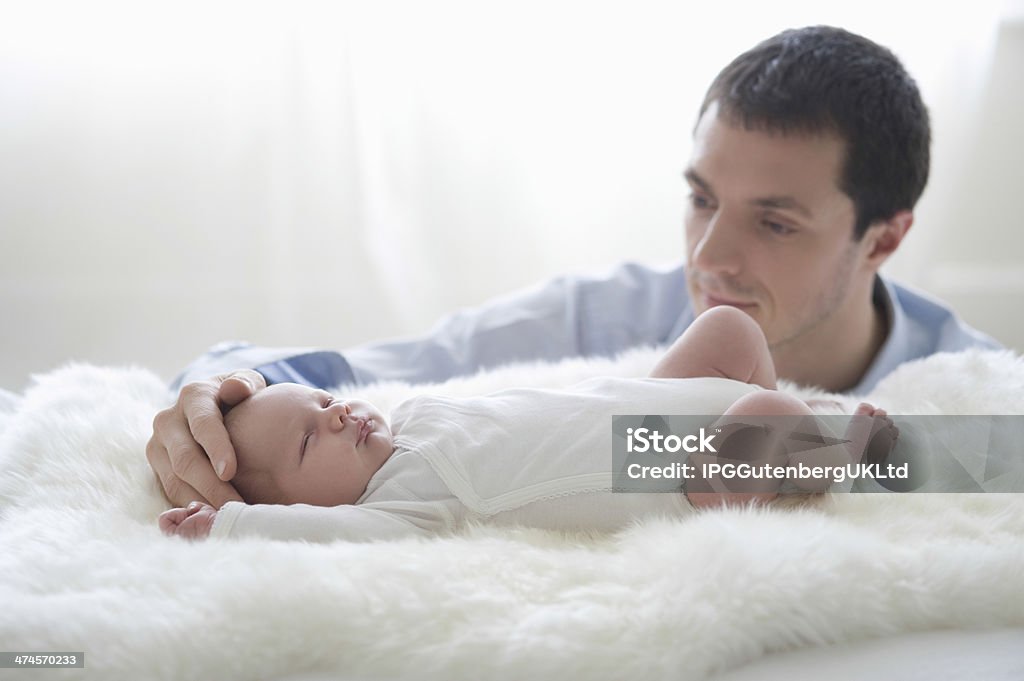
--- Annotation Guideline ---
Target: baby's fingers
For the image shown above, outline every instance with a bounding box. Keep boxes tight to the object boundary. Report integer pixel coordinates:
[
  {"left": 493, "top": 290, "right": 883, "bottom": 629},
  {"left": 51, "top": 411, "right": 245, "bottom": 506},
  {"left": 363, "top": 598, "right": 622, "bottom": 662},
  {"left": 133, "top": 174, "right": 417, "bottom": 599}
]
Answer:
[
  {"left": 158, "top": 508, "right": 188, "bottom": 534},
  {"left": 178, "top": 507, "right": 218, "bottom": 540}
]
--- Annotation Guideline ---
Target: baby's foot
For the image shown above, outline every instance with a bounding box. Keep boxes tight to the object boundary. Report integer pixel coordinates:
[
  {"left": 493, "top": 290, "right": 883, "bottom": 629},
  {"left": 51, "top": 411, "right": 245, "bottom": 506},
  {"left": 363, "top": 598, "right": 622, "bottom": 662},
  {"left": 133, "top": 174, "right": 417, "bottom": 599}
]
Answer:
[{"left": 845, "top": 403, "right": 900, "bottom": 466}]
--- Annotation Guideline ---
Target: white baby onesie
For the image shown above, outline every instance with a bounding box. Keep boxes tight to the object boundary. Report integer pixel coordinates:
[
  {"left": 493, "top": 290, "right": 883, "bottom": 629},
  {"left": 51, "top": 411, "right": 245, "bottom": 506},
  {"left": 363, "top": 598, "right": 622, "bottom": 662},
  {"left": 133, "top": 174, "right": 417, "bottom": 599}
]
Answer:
[{"left": 211, "top": 376, "right": 759, "bottom": 542}]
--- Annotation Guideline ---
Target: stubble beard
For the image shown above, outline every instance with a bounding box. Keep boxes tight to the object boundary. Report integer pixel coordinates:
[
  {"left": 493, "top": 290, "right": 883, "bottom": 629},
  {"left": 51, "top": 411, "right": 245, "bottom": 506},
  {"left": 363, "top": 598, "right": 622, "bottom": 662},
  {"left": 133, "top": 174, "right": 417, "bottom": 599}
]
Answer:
[
  {"left": 685, "top": 241, "right": 861, "bottom": 353},
  {"left": 766, "top": 244, "right": 859, "bottom": 352}
]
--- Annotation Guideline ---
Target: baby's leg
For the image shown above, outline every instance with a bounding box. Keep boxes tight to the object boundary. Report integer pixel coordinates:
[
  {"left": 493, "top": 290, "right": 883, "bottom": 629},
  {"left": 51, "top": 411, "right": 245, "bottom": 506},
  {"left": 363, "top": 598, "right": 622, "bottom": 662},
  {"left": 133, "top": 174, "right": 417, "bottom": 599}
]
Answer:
[
  {"left": 686, "top": 390, "right": 815, "bottom": 509},
  {"left": 649, "top": 306, "right": 776, "bottom": 389}
]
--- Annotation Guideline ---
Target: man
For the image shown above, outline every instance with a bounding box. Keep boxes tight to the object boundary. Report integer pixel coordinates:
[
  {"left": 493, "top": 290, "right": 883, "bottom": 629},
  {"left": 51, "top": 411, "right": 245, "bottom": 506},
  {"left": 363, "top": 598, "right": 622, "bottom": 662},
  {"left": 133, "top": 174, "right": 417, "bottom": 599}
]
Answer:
[{"left": 148, "top": 26, "right": 999, "bottom": 509}]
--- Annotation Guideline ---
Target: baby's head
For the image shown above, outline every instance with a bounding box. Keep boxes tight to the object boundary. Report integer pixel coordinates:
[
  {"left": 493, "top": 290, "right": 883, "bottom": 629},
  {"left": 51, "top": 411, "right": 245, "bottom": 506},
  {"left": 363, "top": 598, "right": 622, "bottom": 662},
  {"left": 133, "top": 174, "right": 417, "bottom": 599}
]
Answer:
[{"left": 224, "top": 383, "right": 395, "bottom": 506}]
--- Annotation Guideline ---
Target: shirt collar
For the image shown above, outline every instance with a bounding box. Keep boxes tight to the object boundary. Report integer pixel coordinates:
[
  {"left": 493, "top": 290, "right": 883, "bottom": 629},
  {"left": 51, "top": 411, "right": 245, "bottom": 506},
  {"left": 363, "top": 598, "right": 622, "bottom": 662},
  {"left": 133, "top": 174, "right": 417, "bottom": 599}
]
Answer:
[{"left": 849, "top": 274, "right": 905, "bottom": 395}]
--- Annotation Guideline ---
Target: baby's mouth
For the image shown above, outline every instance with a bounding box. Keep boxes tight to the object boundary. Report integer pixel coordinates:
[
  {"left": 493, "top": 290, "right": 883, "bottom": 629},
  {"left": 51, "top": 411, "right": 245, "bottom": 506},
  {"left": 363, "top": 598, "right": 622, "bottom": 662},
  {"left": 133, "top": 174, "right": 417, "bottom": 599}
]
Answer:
[{"left": 356, "top": 418, "right": 373, "bottom": 445}]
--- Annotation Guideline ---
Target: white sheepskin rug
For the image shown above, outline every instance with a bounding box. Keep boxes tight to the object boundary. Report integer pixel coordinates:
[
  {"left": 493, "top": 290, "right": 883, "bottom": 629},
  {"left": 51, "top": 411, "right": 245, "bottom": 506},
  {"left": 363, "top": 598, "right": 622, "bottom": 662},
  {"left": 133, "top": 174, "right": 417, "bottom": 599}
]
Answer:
[{"left": 1, "top": 348, "right": 1023, "bottom": 681}]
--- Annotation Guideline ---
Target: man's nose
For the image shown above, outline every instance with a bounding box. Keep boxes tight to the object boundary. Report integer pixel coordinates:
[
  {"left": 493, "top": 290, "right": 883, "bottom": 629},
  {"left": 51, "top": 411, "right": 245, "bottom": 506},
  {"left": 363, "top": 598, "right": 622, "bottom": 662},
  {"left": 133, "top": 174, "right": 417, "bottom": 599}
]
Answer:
[{"left": 691, "top": 211, "right": 743, "bottom": 276}]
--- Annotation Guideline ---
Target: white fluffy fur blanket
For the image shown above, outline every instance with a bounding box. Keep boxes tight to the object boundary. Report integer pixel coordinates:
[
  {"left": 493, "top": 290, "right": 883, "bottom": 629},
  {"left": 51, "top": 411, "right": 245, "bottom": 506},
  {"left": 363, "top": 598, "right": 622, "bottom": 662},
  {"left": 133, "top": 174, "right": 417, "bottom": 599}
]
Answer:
[{"left": 1, "top": 348, "right": 1023, "bottom": 681}]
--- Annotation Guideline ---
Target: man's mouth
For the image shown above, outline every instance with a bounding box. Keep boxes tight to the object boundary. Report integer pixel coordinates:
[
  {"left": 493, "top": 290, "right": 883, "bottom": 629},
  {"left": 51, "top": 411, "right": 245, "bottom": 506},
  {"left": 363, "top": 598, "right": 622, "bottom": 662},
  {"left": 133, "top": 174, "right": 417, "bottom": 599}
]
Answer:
[
  {"left": 689, "top": 275, "right": 757, "bottom": 310},
  {"left": 702, "top": 292, "right": 756, "bottom": 309}
]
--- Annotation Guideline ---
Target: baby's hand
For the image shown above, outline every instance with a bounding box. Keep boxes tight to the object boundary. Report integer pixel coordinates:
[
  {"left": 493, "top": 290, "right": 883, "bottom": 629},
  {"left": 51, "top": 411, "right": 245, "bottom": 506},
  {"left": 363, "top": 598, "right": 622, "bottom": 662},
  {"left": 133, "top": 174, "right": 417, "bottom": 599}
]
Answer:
[{"left": 159, "top": 501, "right": 218, "bottom": 540}]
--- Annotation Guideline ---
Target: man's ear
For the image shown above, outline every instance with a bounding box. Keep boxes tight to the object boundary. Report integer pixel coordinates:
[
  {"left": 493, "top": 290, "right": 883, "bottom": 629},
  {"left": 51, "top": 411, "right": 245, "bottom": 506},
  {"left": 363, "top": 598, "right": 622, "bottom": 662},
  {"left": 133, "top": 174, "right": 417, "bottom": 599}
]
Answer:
[{"left": 864, "top": 210, "right": 914, "bottom": 268}]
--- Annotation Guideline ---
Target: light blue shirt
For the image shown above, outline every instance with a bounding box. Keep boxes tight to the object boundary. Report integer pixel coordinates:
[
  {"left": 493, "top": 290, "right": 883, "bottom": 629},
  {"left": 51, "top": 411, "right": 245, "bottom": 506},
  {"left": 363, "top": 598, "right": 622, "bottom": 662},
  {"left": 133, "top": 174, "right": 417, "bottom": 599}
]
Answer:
[{"left": 172, "top": 261, "right": 1001, "bottom": 395}]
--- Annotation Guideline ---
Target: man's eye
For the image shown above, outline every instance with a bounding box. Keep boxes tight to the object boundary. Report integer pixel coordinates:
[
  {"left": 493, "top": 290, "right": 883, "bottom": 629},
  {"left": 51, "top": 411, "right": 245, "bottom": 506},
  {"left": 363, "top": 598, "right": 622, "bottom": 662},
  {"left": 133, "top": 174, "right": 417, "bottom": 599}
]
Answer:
[
  {"left": 689, "top": 193, "right": 712, "bottom": 210},
  {"left": 763, "top": 221, "right": 795, "bottom": 236}
]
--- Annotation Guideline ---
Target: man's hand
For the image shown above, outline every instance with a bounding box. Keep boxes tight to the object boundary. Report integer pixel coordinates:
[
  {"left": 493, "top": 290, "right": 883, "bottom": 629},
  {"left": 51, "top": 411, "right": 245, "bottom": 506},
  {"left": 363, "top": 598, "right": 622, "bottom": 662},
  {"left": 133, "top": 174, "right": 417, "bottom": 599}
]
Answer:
[
  {"left": 146, "top": 369, "right": 266, "bottom": 508},
  {"left": 159, "top": 502, "right": 219, "bottom": 540}
]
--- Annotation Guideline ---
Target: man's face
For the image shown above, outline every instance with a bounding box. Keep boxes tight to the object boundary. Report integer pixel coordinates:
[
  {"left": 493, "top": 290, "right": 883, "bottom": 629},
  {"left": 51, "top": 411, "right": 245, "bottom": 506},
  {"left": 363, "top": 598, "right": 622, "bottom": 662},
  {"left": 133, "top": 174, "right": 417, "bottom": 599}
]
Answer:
[{"left": 683, "top": 103, "right": 870, "bottom": 349}]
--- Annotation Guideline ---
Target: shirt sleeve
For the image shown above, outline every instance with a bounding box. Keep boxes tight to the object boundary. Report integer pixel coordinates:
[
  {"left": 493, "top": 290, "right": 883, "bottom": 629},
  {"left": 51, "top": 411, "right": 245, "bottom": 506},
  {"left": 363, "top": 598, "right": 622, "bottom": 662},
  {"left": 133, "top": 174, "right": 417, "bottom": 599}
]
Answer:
[
  {"left": 343, "top": 260, "right": 688, "bottom": 385},
  {"left": 171, "top": 260, "right": 692, "bottom": 389},
  {"left": 210, "top": 501, "right": 439, "bottom": 543}
]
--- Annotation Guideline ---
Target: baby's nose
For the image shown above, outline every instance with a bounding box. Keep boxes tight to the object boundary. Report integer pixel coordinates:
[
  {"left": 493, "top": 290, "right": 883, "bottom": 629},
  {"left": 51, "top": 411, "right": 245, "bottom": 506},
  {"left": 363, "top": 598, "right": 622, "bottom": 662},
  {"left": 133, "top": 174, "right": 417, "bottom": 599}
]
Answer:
[
  {"left": 328, "top": 400, "right": 350, "bottom": 413},
  {"left": 327, "top": 401, "right": 352, "bottom": 428}
]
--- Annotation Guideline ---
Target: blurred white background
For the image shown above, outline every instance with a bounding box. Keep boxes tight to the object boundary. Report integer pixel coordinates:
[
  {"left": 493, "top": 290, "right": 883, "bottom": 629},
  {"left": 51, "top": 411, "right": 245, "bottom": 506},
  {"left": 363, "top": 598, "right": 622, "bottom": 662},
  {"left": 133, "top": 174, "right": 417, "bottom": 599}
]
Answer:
[{"left": 2, "top": 0, "right": 1023, "bottom": 391}]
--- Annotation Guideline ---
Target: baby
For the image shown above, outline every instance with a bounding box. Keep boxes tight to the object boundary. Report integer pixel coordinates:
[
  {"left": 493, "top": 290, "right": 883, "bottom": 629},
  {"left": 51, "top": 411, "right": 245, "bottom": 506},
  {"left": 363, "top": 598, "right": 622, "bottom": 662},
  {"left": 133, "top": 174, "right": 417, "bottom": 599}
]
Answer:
[{"left": 159, "top": 306, "right": 898, "bottom": 541}]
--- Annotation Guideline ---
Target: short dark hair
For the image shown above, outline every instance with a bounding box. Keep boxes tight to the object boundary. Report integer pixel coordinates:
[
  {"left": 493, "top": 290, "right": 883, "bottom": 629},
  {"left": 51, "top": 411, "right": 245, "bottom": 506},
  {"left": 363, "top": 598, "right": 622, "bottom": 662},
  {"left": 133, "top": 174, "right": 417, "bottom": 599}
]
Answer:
[{"left": 698, "top": 26, "right": 930, "bottom": 239}]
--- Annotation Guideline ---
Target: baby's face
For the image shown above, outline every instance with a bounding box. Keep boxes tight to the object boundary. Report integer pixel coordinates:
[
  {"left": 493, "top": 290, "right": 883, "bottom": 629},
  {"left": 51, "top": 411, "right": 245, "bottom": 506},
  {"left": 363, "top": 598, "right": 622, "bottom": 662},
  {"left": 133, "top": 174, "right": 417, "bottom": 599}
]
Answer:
[{"left": 225, "top": 383, "right": 394, "bottom": 506}]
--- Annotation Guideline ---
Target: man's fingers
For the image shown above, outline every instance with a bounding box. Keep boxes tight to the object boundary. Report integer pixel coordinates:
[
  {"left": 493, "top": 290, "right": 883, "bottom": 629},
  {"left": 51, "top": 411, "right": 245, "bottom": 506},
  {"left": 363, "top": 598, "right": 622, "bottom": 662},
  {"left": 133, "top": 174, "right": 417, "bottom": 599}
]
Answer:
[
  {"left": 217, "top": 370, "right": 266, "bottom": 407},
  {"left": 178, "top": 376, "right": 239, "bottom": 483},
  {"left": 204, "top": 371, "right": 267, "bottom": 480},
  {"left": 146, "top": 436, "right": 211, "bottom": 508},
  {"left": 148, "top": 373, "right": 252, "bottom": 510},
  {"left": 187, "top": 410, "right": 237, "bottom": 481},
  {"left": 165, "top": 425, "right": 242, "bottom": 509}
]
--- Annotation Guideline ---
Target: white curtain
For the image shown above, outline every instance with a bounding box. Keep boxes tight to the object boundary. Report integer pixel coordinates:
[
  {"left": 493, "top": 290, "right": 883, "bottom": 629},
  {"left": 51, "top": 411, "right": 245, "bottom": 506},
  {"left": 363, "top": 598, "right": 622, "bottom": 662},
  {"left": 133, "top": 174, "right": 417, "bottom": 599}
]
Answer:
[{"left": 0, "top": 0, "right": 1016, "bottom": 390}]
